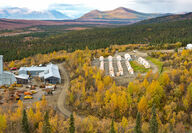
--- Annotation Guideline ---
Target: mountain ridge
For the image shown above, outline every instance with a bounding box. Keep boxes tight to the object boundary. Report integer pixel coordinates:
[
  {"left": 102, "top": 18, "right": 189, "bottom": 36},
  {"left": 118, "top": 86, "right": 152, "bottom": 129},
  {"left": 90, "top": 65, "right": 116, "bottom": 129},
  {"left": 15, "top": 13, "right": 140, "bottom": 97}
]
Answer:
[
  {"left": 78, "top": 7, "right": 164, "bottom": 22},
  {"left": 137, "top": 12, "right": 192, "bottom": 24},
  {"left": 0, "top": 7, "right": 70, "bottom": 20}
]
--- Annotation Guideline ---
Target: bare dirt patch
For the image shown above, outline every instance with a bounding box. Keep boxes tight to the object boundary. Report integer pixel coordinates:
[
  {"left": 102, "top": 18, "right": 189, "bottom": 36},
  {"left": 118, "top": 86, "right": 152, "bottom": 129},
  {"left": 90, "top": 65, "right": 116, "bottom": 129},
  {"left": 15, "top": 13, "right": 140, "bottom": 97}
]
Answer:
[{"left": 65, "top": 27, "right": 90, "bottom": 31}]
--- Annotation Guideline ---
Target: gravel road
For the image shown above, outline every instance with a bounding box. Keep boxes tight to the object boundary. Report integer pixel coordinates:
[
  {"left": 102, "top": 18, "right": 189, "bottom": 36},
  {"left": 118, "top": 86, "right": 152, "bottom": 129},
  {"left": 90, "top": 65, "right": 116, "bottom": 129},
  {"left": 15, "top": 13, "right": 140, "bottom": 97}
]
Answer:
[{"left": 57, "top": 63, "right": 71, "bottom": 118}]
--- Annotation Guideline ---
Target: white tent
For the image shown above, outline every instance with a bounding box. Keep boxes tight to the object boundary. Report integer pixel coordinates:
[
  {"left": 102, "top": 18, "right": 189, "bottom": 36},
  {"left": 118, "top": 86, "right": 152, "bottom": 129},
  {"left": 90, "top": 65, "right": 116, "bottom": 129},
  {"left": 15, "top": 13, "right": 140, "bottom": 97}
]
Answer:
[
  {"left": 124, "top": 54, "right": 132, "bottom": 61},
  {"left": 186, "top": 44, "right": 192, "bottom": 50}
]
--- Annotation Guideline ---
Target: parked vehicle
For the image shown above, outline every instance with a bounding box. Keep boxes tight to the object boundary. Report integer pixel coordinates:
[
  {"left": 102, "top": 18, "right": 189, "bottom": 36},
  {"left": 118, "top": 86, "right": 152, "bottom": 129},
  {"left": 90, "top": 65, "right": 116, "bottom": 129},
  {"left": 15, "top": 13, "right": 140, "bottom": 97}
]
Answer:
[
  {"left": 31, "top": 90, "right": 37, "bottom": 94},
  {"left": 24, "top": 92, "right": 32, "bottom": 95},
  {"left": 24, "top": 95, "right": 33, "bottom": 99},
  {"left": 10, "top": 67, "right": 17, "bottom": 71}
]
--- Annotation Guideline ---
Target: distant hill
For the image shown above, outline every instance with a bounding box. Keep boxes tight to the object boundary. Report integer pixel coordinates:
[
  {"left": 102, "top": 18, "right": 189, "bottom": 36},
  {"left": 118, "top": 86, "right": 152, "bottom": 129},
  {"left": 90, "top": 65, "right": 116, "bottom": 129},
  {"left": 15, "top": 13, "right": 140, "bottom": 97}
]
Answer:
[
  {"left": 0, "top": 7, "right": 70, "bottom": 20},
  {"left": 137, "top": 12, "right": 192, "bottom": 24},
  {"left": 78, "top": 7, "right": 164, "bottom": 23},
  {"left": 0, "top": 18, "right": 116, "bottom": 30}
]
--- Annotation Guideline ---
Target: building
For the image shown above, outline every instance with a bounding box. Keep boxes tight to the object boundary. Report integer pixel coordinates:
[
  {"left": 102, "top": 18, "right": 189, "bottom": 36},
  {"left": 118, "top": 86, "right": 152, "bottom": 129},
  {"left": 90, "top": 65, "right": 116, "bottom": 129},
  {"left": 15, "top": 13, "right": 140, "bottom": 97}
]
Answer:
[
  {"left": 15, "top": 74, "right": 29, "bottom": 84},
  {"left": 186, "top": 44, "right": 192, "bottom": 50},
  {"left": 19, "top": 66, "right": 47, "bottom": 76},
  {"left": 18, "top": 63, "right": 61, "bottom": 84},
  {"left": 0, "top": 55, "right": 16, "bottom": 86},
  {"left": 39, "top": 64, "right": 61, "bottom": 84}
]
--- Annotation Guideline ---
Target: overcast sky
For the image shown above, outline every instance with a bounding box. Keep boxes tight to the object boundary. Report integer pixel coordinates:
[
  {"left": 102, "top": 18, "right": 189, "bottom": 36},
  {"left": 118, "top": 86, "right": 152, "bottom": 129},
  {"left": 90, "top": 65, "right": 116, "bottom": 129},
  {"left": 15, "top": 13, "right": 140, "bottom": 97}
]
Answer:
[{"left": 0, "top": 0, "right": 192, "bottom": 14}]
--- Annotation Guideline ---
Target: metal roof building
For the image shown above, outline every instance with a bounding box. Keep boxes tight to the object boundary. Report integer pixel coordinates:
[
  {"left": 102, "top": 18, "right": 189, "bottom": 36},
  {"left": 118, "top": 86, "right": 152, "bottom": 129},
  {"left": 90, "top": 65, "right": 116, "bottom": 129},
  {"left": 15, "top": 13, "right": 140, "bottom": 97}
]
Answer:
[
  {"left": 0, "top": 55, "right": 16, "bottom": 86},
  {"left": 40, "top": 64, "right": 61, "bottom": 84},
  {"left": 18, "top": 63, "right": 61, "bottom": 84},
  {"left": 19, "top": 66, "right": 47, "bottom": 76},
  {"left": 15, "top": 74, "right": 29, "bottom": 84}
]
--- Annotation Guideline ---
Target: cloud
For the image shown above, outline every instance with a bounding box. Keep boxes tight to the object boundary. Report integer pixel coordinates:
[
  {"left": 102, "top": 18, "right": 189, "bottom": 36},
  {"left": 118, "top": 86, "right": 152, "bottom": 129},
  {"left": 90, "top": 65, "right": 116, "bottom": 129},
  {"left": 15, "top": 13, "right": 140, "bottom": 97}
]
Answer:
[
  {"left": 131, "top": 0, "right": 192, "bottom": 13},
  {"left": 174, "top": 0, "right": 192, "bottom": 13},
  {"left": 0, "top": 0, "right": 192, "bottom": 14},
  {"left": 49, "top": 4, "right": 91, "bottom": 18},
  {"left": 130, "top": 0, "right": 176, "bottom": 13},
  {"left": 135, "top": 0, "right": 174, "bottom": 4}
]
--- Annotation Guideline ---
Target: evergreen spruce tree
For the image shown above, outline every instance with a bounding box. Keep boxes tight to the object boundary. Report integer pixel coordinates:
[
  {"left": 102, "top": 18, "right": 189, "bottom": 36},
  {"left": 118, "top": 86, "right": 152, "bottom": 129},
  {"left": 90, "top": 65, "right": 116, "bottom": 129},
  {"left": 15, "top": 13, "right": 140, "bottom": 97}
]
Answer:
[
  {"left": 135, "top": 112, "right": 142, "bottom": 133},
  {"left": 22, "top": 109, "right": 30, "bottom": 133},
  {"left": 43, "top": 111, "right": 51, "bottom": 133},
  {"left": 69, "top": 113, "right": 75, "bottom": 133},
  {"left": 150, "top": 105, "right": 158, "bottom": 133},
  {"left": 109, "top": 119, "right": 116, "bottom": 133}
]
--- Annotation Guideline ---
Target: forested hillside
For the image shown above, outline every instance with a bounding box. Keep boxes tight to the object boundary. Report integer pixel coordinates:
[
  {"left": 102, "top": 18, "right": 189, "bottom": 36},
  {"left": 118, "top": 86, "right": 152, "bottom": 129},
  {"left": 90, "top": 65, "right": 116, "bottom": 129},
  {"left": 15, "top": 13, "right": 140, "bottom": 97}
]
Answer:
[
  {"left": 137, "top": 12, "right": 192, "bottom": 24},
  {"left": 1, "top": 19, "right": 192, "bottom": 61},
  {"left": 2, "top": 44, "right": 192, "bottom": 132}
]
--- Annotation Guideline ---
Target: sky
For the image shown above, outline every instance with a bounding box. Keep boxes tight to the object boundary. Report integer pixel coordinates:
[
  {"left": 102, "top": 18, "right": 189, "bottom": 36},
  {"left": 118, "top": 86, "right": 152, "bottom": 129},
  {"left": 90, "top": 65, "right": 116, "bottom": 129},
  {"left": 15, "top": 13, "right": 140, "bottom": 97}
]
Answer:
[{"left": 0, "top": 0, "right": 192, "bottom": 17}]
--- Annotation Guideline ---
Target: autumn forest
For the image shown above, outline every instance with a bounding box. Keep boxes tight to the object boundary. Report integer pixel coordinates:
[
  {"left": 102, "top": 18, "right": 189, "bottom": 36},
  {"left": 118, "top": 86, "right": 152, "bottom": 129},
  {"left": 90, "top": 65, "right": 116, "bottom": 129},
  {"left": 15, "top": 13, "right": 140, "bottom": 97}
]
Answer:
[{"left": 0, "top": 42, "right": 191, "bottom": 132}]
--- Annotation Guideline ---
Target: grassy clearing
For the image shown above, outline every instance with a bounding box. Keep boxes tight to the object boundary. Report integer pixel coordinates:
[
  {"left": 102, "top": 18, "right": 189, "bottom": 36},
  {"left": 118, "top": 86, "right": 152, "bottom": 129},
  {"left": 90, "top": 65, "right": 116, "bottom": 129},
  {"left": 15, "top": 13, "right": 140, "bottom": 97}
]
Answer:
[
  {"left": 146, "top": 56, "right": 164, "bottom": 73},
  {"left": 130, "top": 61, "right": 149, "bottom": 73}
]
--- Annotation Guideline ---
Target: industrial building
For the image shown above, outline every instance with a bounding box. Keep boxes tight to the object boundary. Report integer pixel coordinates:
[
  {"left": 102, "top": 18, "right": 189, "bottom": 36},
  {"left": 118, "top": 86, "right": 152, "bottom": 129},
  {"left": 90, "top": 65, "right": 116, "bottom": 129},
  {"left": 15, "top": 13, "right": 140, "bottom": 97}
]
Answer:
[
  {"left": 19, "top": 66, "right": 47, "bottom": 76},
  {"left": 0, "top": 55, "right": 16, "bottom": 86},
  {"left": 15, "top": 74, "right": 29, "bottom": 84},
  {"left": 39, "top": 64, "right": 61, "bottom": 84},
  {"left": 18, "top": 63, "right": 61, "bottom": 84}
]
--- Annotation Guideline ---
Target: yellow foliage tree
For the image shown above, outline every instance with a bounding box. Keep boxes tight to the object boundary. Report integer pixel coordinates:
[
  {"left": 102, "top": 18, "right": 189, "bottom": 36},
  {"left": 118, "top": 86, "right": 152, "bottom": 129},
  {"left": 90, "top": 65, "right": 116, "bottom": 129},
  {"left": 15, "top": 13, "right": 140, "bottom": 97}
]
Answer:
[
  {"left": 118, "top": 92, "right": 128, "bottom": 114},
  {"left": 121, "top": 116, "right": 128, "bottom": 129},
  {"left": 8, "top": 61, "right": 15, "bottom": 68},
  {"left": 142, "top": 78, "right": 149, "bottom": 89},
  {"left": 27, "top": 108, "right": 35, "bottom": 124},
  {"left": 103, "top": 76, "right": 112, "bottom": 87},
  {"left": 138, "top": 96, "right": 148, "bottom": 114},
  {"left": 104, "top": 90, "right": 111, "bottom": 105},
  {"left": 0, "top": 114, "right": 6, "bottom": 133},
  {"left": 159, "top": 73, "right": 170, "bottom": 88},
  {"left": 146, "top": 80, "right": 165, "bottom": 107},
  {"left": 108, "top": 93, "right": 118, "bottom": 113}
]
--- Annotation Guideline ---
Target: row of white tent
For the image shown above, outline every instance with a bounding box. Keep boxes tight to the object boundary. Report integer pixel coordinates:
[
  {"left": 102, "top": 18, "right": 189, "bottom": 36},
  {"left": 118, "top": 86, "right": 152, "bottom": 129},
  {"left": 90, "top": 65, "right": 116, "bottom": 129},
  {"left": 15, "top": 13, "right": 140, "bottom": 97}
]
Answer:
[
  {"left": 99, "top": 53, "right": 134, "bottom": 77},
  {"left": 124, "top": 54, "right": 134, "bottom": 75},
  {"left": 99, "top": 56, "right": 104, "bottom": 71},
  {"left": 116, "top": 55, "right": 123, "bottom": 76},
  {"left": 138, "top": 57, "right": 150, "bottom": 68},
  {"left": 108, "top": 56, "right": 115, "bottom": 77}
]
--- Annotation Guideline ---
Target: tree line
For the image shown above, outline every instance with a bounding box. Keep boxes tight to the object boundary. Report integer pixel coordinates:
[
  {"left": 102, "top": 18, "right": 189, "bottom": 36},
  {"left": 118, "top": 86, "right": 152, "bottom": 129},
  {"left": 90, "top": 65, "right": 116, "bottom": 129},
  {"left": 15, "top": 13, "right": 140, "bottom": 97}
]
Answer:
[{"left": 1, "top": 19, "right": 192, "bottom": 61}]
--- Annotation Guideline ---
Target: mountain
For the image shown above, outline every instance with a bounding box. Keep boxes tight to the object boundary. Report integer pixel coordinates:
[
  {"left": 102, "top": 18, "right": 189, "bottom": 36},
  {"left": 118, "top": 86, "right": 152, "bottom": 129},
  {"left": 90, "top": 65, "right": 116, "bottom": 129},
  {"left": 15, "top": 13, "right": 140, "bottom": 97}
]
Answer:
[
  {"left": 137, "top": 12, "right": 192, "bottom": 24},
  {"left": 78, "top": 7, "right": 164, "bottom": 23},
  {"left": 0, "top": 7, "right": 70, "bottom": 20}
]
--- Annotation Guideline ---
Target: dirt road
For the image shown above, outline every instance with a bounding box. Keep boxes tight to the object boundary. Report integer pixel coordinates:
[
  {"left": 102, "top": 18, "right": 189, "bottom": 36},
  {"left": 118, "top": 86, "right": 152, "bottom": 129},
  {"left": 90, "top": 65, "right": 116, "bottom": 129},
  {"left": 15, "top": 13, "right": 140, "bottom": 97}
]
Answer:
[{"left": 57, "top": 63, "right": 71, "bottom": 118}]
